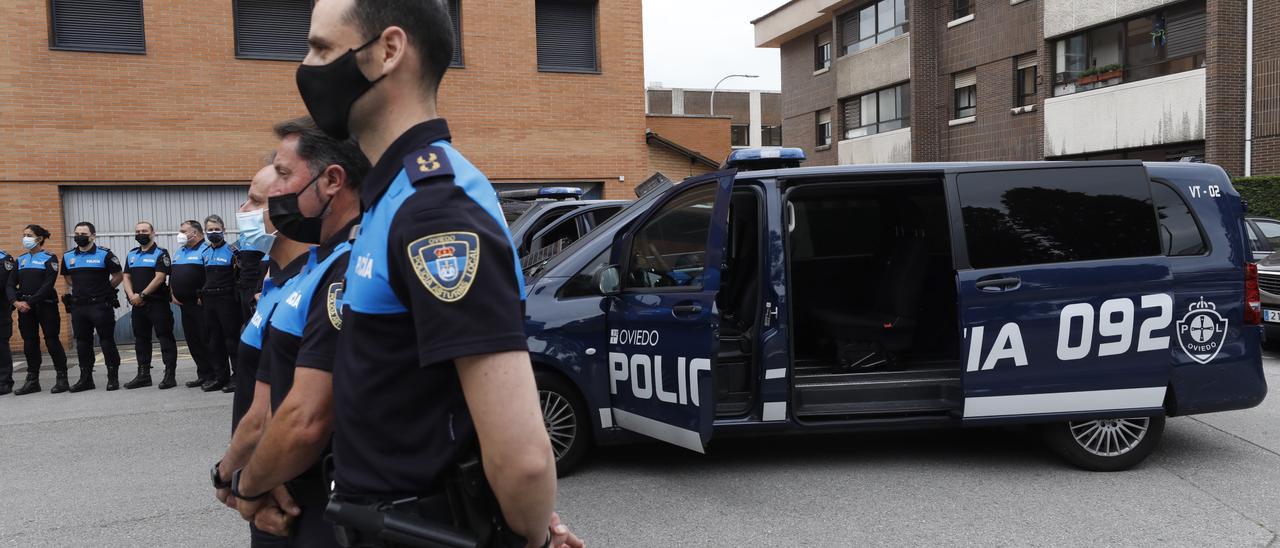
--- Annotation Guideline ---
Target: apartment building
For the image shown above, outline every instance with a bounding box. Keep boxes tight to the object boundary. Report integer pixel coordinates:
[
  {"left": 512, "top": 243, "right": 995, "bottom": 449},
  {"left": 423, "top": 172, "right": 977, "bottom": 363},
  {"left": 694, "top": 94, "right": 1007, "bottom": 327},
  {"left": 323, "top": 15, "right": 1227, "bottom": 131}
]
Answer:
[{"left": 753, "top": 0, "right": 1279, "bottom": 176}]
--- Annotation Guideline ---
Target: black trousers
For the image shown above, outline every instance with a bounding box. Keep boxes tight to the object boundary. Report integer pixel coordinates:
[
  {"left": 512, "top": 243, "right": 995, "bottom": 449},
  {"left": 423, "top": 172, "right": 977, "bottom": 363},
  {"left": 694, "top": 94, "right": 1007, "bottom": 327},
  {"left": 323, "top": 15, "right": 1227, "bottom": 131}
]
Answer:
[
  {"left": 250, "top": 523, "right": 290, "bottom": 548},
  {"left": 0, "top": 316, "right": 12, "bottom": 387},
  {"left": 17, "top": 302, "right": 68, "bottom": 377},
  {"left": 179, "top": 301, "right": 212, "bottom": 381},
  {"left": 132, "top": 300, "right": 177, "bottom": 369},
  {"left": 71, "top": 301, "right": 121, "bottom": 374},
  {"left": 240, "top": 287, "right": 259, "bottom": 329},
  {"left": 203, "top": 292, "right": 241, "bottom": 384},
  {"left": 292, "top": 503, "right": 341, "bottom": 547}
]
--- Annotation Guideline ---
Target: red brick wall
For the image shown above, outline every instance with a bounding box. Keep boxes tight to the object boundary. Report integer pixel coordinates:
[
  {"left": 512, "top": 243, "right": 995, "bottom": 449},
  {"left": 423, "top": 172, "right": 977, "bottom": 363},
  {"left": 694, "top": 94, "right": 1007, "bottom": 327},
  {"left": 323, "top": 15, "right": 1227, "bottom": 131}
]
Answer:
[
  {"left": 1206, "top": 0, "right": 1246, "bottom": 175},
  {"left": 647, "top": 146, "right": 718, "bottom": 181},
  {"left": 645, "top": 115, "right": 732, "bottom": 162},
  {"left": 1250, "top": 0, "right": 1280, "bottom": 175}
]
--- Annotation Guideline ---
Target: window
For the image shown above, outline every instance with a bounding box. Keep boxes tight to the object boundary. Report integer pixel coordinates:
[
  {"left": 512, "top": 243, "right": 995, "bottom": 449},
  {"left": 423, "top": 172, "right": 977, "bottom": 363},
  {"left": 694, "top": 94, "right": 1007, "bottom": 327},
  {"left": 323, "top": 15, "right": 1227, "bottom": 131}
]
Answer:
[
  {"left": 1053, "top": 0, "right": 1205, "bottom": 96},
  {"left": 816, "top": 109, "right": 832, "bottom": 147},
  {"left": 731, "top": 125, "right": 750, "bottom": 147},
  {"left": 958, "top": 166, "right": 1160, "bottom": 268},
  {"left": 815, "top": 30, "right": 833, "bottom": 71},
  {"left": 953, "top": 0, "right": 973, "bottom": 20},
  {"left": 844, "top": 83, "right": 910, "bottom": 139},
  {"left": 49, "top": 0, "right": 145, "bottom": 53},
  {"left": 625, "top": 185, "right": 716, "bottom": 289},
  {"left": 536, "top": 0, "right": 599, "bottom": 73},
  {"left": 448, "top": 0, "right": 463, "bottom": 66},
  {"left": 838, "top": 0, "right": 908, "bottom": 56},
  {"left": 1151, "top": 182, "right": 1206, "bottom": 256},
  {"left": 234, "top": 0, "right": 310, "bottom": 60},
  {"left": 1015, "top": 55, "right": 1038, "bottom": 107},
  {"left": 953, "top": 71, "right": 976, "bottom": 119},
  {"left": 560, "top": 249, "right": 611, "bottom": 298},
  {"left": 761, "top": 125, "right": 782, "bottom": 147},
  {"left": 1255, "top": 221, "right": 1280, "bottom": 251},
  {"left": 587, "top": 206, "right": 623, "bottom": 227}
]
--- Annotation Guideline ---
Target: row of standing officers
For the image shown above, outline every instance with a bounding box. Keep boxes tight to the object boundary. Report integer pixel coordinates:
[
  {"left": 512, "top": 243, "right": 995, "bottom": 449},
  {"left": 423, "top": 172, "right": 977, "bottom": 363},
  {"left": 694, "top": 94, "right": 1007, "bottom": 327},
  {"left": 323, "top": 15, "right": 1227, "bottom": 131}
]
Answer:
[{"left": 0, "top": 216, "right": 267, "bottom": 396}]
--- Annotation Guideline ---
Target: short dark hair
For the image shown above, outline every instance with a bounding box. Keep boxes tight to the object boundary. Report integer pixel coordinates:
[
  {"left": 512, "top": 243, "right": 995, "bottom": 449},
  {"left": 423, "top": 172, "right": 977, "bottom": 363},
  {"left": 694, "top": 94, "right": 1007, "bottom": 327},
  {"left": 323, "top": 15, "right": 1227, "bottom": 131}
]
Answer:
[
  {"left": 182, "top": 220, "right": 203, "bottom": 234},
  {"left": 136, "top": 221, "right": 155, "bottom": 232},
  {"left": 204, "top": 215, "right": 225, "bottom": 229},
  {"left": 274, "top": 117, "right": 371, "bottom": 188},
  {"left": 25, "top": 224, "right": 51, "bottom": 240},
  {"left": 75, "top": 221, "right": 96, "bottom": 235},
  {"left": 348, "top": 0, "right": 454, "bottom": 95}
]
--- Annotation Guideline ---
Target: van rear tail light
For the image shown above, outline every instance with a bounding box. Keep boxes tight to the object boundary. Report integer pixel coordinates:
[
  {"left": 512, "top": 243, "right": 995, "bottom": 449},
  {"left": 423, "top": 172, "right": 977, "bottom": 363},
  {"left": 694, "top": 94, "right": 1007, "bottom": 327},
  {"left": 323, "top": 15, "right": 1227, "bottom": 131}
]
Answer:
[{"left": 1246, "top": 262, "right": 1262, "bottom": 325}]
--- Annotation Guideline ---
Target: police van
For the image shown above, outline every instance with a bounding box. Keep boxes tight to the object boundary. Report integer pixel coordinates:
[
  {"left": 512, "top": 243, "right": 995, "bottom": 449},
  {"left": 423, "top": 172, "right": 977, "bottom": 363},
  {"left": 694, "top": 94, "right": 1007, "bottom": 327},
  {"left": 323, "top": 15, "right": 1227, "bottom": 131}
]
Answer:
[{"left": 524, "top": 156, "right": 1268, "bottom": 474}]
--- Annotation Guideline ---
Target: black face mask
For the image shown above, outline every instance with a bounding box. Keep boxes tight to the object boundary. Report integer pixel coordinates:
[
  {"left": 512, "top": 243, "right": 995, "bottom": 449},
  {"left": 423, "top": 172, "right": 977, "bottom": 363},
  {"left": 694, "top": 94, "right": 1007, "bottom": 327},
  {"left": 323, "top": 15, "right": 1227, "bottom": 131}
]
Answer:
[
  {"left": 207, "top": 232, "right": 225, "bottom": 245},
  {"left": 74, "top": 235, "right": 91, "bottom": 248},
  {"left": 135, "top": 234, "right": 152, "bottom": 246},
  {"left": 269, "top": 171, "right": 333, "bottom": 245},
  {"left": 295, "top": 34, "right": 385, "bottom": 140}
]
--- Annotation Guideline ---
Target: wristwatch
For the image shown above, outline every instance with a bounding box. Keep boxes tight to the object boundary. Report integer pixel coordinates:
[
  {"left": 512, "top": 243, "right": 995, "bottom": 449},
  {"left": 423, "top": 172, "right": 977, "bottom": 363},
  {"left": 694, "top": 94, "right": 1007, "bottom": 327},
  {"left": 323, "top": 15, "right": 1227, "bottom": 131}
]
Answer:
[
  {"left": 231, "top": 468, "right": 267, "bottom": 501},
  {"left": 210, "top": 461, "right": 230, "bottom": 489}
]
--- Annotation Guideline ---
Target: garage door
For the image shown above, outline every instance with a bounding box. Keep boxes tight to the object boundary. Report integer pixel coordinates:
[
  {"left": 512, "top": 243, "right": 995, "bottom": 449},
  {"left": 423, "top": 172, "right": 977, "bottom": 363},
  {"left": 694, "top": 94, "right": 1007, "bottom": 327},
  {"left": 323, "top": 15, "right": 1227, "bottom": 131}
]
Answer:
[{"left": 62, "top": 185, "right": 249, "bottom": 343}]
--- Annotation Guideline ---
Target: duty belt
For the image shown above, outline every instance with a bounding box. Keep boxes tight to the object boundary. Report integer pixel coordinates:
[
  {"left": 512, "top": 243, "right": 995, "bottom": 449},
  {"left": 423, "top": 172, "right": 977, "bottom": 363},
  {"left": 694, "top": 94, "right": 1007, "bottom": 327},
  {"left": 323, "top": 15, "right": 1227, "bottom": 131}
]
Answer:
[
  {"left": 198, "top": 286, "right": 235, "bottom": 297},
  {"left": 70, "top": 295, "right": 114, "bottom": 305},
  {"left": 326, "top": 492, "right": 474, "bottom": 548}
]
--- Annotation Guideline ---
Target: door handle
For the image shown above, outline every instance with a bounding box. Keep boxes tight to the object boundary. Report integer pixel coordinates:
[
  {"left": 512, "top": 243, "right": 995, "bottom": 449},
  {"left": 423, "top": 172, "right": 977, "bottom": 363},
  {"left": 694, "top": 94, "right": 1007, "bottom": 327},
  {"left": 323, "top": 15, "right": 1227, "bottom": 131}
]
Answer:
[
  {"left": 975, "top": 276, "right": 1022, "bottom": 292},
  {"left": 672, "top": 303, "right": 703, "bottom": 317}
]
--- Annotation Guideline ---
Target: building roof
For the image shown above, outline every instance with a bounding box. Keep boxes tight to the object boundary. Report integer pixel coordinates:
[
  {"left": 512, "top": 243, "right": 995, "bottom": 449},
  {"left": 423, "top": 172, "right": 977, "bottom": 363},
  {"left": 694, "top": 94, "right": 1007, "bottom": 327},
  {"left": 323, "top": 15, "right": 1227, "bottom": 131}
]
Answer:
[{"left": 645, "top": 131, "right": 721, "bottom": 169}]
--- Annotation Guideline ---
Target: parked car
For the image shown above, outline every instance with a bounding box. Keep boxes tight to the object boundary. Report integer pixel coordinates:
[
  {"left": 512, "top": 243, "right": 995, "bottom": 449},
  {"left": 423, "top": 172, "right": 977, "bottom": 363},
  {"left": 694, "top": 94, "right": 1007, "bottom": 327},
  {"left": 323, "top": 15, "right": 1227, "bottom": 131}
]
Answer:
[
  {"left": 1256, "top": 252, "right": 1280, "bottom": 345},
  {"left": 523, "top": 156, "right": 1266, "bottom": 475},
  {"left": 510, "top": 199, "right": 629, "bottom": 259},
  {"left": 499, "top": 186, "right": 585, "bottom": 225},
  {"left": 1243, "top": 216, "right": 1280, "bottom": 262}
]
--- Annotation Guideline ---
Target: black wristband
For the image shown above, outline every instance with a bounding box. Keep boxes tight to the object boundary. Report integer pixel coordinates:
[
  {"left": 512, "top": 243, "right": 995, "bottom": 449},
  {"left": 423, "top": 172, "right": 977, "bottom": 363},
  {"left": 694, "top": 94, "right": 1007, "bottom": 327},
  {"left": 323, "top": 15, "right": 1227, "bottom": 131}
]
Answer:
[
  {"left": 211, "top": 461, "right": 231, "bottom": 489},
  {"left": 230, "top": 468, "right": 267, "bottom": 501},
  {"left": 542, "top": 532, "right": 552, "bottom": 548}
]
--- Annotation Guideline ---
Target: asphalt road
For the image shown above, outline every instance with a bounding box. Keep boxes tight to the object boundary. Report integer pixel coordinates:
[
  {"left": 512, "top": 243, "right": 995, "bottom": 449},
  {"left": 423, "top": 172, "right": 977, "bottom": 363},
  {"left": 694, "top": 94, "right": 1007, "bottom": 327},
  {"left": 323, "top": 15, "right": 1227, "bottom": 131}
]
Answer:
[{"left": 1, "top": 350, "right": 1278, "bottom": 547}]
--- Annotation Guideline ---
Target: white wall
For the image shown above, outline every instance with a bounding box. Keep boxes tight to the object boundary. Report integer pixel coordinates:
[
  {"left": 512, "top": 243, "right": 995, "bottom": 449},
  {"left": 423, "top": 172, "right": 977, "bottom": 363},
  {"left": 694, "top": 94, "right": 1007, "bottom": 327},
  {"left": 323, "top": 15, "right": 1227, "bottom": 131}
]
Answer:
[
  {"left": 838, "top": 127, "right": 912, "bottom": 164},
  {"left": 1043, "top": 69, "right": 1205, "bottom": 157}
]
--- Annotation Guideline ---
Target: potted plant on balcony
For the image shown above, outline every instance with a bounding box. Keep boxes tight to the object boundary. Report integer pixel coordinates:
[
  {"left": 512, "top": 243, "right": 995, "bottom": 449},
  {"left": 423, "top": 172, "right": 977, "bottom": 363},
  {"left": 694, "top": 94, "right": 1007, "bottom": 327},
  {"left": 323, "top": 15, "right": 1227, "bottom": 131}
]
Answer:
[
  {"left": 1076, "top": 67, "right": 1101, "bottom": 86},
  {"left": 1095, "top": 64, "right": 1124, "bottom": 82}
]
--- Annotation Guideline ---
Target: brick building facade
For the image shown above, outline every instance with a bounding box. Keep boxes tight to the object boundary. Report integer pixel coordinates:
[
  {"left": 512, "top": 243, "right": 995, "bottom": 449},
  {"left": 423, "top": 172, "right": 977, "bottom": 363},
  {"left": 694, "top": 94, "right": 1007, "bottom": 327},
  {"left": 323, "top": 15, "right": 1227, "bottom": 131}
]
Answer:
[
  {"left": 1, "top": 0, "right": 646, "bottom": 349},
  {"left": 754, "top": 0, "right": 1279, "bottom": 175}
]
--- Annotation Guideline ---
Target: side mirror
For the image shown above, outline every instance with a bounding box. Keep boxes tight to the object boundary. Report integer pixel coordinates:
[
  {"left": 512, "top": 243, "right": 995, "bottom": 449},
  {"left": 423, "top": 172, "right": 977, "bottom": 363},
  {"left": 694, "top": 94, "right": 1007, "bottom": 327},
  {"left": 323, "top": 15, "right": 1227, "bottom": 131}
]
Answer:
[{"left": 594, "top": 265, "right": 621, "bottom": 296}]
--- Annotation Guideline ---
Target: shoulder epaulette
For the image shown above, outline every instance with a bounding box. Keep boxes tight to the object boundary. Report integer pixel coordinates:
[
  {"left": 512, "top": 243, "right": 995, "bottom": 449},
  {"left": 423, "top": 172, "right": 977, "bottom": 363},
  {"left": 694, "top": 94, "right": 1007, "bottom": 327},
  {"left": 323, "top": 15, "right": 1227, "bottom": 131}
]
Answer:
[{"left": 404, "top": 145, "right": 454, "bottom": 184}]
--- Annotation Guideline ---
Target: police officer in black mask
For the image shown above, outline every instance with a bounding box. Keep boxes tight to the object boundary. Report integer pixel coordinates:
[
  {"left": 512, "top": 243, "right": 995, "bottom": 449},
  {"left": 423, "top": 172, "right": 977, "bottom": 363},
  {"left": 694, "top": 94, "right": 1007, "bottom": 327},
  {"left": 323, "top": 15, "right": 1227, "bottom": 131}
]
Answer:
[
  {"left": 122, "top": 221, "right": 179, "bottom": 389},
  {"left": 62, "top": 221, "right": 123, "bottom": 392}
]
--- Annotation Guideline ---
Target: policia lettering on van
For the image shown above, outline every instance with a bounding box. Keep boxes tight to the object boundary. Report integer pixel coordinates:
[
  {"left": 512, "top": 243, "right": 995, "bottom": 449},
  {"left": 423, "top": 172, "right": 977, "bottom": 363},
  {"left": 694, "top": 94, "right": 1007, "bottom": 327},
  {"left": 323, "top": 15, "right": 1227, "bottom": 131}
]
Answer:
[{"left": 522, "top": 157, "right": 1267, "bottom": 473}]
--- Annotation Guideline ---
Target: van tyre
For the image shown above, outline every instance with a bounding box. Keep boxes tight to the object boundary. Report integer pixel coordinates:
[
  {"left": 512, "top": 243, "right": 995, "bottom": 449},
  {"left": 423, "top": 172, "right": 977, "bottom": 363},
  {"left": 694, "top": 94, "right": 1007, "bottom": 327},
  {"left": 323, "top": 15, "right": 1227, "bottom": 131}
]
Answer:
[
  {"left": 536, "top": 371, "right": 592, "bottom": 476},
  {"left": 1042, "top": 415, "right": 1165, "bottom": 472}
]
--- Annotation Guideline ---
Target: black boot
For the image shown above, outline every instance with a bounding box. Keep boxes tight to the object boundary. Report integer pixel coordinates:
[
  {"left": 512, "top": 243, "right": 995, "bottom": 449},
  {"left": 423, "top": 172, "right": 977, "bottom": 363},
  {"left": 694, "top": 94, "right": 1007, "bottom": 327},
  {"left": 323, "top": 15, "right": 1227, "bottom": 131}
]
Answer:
[
  {"left": 0, "top": 384, "right": 11, "bottom": 396},
  {"left": 14, "top": 377, "right": 40, "bottom": 396},
  {"left": 157, "top": 367, "right": 176, "bottom": 390},
  {"left": 51, "top": 373, "right": 71, "bottom": 394},
  {"left": 106, "top": 367, "right": 120, "bottom": 391},
  {"left": 185, "top": 378, "right": 205, "bottom": 388},
  {"left": 124, "top": 366, "right": 152, "bottom": 389},
  {"left": 201, "top": 378, "right": 227, "bottom": 392},
  {"left": 221, "top": 377, "right": 236, "bottom": 393},
  {"left": 70, "top": 369, "right": 96, "bottom": 393}
]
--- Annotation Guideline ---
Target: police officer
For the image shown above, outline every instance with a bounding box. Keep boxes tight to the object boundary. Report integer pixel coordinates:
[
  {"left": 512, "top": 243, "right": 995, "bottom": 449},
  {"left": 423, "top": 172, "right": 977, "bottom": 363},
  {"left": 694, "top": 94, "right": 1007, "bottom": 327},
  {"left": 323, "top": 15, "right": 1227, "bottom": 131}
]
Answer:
[
  {"left": 231, "top": 118, "right": 367, "bottom": 546},
  {"left": 0, "top": 245, "right": 16, "bottom": 395},
  {"left": 122, "top": 221, "right": 178, "bottom": 390},
  {"left": 298, "top": 2, "right": 573, "bottom": 546},
  {"left": 237, "top": 169, "right": 273, "bottom": 324},
  {"left": 171, "top": 221, "right": 213, "bottom": 388},
  {"left": 13, "top": 224, "right": 69, "bottom": 395},
  {"left": 201, "top": 215, "right": 241, "bottom": 393},
  {"left": 62, "top": 221, "right": 124, "bottom": 392},
  {"left": 214, "top": 162, "right": 314, "bottom": 547}
]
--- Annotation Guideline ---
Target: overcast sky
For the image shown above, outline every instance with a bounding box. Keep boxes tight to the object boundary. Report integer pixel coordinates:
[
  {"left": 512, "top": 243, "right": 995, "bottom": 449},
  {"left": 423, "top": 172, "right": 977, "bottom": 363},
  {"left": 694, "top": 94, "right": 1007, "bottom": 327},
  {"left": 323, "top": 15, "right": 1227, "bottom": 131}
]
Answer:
[{"left": 643, "top": 0, "right": 788, "bottom": 91}]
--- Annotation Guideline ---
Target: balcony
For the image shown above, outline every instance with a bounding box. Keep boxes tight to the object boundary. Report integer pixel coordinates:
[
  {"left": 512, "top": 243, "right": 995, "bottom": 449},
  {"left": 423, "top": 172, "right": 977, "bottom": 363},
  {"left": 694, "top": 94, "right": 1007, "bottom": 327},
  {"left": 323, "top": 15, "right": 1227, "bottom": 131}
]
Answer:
[
  {"left": 1044, "top": 0, "right": 1184, "bottom": 38},
  {"left": 838, "top": 127, "right": 912, "bottom": 165},
  {"left": 836, "top": 34, "right": 911, "bottom": 99},
  {"left": 1043, "top": 68, "right": 1204, "bottom": 157}
]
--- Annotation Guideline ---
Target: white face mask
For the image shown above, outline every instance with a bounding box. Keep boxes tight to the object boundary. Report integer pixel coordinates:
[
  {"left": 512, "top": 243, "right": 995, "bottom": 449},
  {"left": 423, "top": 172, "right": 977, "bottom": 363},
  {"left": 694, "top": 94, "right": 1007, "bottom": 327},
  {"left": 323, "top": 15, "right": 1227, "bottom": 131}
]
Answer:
[
  {"left": 175, "top": 232, "right": 188, "bottom": 246},
  {"left": 235, "top": 208, "right": 276, "bottom": 253},
  {"left": 22, "top": 236, "right": 37, "bottom": 250}
]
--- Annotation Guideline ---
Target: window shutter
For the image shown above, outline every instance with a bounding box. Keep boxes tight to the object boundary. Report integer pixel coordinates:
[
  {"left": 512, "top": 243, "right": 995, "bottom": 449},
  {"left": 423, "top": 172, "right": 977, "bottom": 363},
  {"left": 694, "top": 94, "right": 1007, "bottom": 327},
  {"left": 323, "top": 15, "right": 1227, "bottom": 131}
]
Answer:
[
  {"left": 234, "top": 0, "right": 310, "bottom": 60},
  {"left": 449, "top": 0, "right": 463, "bottom": 66},
  {"left": 1016, "top": 54, "right": 1038, "bottom": 70},
  {"left": 1164, "top": 9, "right": 1206, "bottom": 60},
  {"left": 954, "top": 70, "right": 977, "bottom": 89},
  {"left": 49, "top": 0, "right": 146, "bottom": 53},
  {"left": 536, "top": 0, "right": 598, "bottom": 72}
]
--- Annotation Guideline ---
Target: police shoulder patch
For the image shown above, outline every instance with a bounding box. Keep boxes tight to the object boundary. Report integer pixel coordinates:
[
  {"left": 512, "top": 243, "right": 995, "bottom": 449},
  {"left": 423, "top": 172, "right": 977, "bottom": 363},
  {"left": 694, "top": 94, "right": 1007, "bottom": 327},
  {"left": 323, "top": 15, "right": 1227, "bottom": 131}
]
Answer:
[
  {"left": 326, "top": 281, "right": 345, "bottom": 330},
  {"left": 110, "top": 255, "right": 121, "bottom": 266},
  {"left": 407, "top": 231, "right": 480, "bottom": 302},
  {"left": 404, "top": 146, "right": 454, "bottom": 184},
  {"left": 161, "top": 253, "right": 171, "bottom": 267}
]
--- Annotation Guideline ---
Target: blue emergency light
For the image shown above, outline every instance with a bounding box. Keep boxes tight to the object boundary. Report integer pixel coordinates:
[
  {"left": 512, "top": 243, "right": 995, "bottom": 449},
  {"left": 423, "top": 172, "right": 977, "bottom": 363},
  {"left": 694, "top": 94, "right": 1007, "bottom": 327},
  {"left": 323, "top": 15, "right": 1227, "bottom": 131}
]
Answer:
[{"left": 722, "top": 147, "right": 806, "bottom": 171}]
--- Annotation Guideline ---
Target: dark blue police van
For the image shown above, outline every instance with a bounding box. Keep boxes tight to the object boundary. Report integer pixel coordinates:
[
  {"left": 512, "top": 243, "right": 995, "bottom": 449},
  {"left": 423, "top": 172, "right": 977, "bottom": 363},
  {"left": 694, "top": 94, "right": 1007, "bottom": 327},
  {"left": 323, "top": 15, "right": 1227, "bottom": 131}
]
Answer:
[{"left": 524, "top": 155, "right": 1267, "bottom": 474}]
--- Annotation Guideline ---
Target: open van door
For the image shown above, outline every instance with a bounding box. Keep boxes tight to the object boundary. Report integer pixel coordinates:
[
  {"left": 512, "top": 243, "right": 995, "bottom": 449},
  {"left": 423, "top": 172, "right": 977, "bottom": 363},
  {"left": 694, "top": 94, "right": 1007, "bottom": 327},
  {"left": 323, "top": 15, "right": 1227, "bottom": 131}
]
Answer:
[{"left": 601, "top": 170, "right": 736, "bottom": 453}]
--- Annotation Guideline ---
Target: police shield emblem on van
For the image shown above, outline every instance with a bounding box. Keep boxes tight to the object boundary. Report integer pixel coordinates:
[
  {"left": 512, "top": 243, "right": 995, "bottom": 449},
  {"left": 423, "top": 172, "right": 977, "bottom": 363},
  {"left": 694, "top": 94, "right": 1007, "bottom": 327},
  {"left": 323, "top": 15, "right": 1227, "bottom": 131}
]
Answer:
[{"left": 1176, "top": 298, "right": 1228, "bottom": 364}]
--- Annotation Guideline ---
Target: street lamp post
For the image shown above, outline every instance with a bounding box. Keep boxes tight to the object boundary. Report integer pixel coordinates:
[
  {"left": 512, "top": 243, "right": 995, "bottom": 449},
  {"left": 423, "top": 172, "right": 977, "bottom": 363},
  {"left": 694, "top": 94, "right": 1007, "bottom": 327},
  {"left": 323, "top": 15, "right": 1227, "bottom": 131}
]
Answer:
[{"left": 710, "top": 74, "right": 759, "bottom": 117}]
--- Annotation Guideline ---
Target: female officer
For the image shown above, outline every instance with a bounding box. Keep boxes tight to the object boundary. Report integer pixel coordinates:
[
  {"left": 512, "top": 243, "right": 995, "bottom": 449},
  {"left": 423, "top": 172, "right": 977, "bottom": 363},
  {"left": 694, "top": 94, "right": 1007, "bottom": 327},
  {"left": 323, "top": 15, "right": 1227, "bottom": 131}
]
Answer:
[
  {"left": 200, "top": 215, "right": 240, "bottom": 393},
  {"left": 12, "top": 224, "right": 70, "bottom": 395}
]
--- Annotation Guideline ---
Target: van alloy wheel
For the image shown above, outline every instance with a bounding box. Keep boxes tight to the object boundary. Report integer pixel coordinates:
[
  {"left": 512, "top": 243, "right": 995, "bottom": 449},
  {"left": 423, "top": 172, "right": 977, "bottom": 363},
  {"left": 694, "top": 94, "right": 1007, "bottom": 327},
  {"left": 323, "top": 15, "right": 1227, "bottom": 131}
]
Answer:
[
  {"left": 1069, "top": 418, "right": 1150, "bottom": 457},
  {"left": 540, "top": 389, "right": 578, "bottom": 461}
]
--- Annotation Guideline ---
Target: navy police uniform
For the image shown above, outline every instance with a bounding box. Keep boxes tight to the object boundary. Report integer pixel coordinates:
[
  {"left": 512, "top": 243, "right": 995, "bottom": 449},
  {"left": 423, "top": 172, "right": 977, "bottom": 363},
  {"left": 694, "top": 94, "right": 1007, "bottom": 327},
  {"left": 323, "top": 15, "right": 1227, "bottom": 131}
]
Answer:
[
  {"left": 233, "top": 254, "right": 307, "bottom": 432},
  {"left": 333, "top": 120, "right": 528, "bottom": 506},
  {"left": 124, "top": 244, "right": 178, "bottom": 385},
  {"left": 171, "top": 239, "right": 213, "bottom": 386},
  {"left": 0, "top": 249, "right": 15, "bottom": 393},
  {"left": 237, "top": 248, "right": 268, "bottom": 324},
  {"left": 256, "top": 225, "right": 352, "bottom": 547},
  {"left": 62, "top": 244, "right": 123, "bottom": 389},
  {"left": 14, "top": 250, "right": 69, "bottom": 392},
  {"left": 201, "top": 239, "right": 241, "bottom": 391}
]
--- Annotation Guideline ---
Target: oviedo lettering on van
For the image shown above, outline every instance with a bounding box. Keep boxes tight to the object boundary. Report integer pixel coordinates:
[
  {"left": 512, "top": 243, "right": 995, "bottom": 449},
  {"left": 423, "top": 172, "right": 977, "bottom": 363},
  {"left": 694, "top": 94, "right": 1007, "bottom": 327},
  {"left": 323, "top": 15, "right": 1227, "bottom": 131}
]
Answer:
[{"left": 965, "top": 294, "right": 1228, "bottom": 371}]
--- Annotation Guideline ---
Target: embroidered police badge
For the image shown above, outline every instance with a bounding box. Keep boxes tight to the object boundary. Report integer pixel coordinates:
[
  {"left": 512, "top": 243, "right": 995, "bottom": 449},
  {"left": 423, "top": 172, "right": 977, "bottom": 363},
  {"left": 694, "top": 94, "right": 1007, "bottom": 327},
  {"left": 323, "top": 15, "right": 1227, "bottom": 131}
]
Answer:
[
  {"left": 3, "top": 259, "right": 11, "bottom": 271},
  {"left": 1176, "top": 297, "right": 1228, "bottom": 364},
  {"left": 407, "top": 232, "right": 480, "bottom": 302},
  {"left": 326, "top": 281, "right": 345, "bottom": 330},
  {"left": 162, "top": 254, "right": 171, "bottom": 267}
]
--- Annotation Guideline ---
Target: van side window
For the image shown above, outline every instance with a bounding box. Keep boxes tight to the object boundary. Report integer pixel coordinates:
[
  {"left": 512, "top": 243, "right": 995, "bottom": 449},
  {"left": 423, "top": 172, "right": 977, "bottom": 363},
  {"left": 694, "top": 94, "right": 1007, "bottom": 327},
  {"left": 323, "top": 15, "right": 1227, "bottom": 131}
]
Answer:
[
  {"left": 958, "top": 167, "right": 1160, "bottom": 268},
  {"left": 1254, "top": 220, "right": 1280, "bottom": 250},
  {"left": 1151, "top": 183, "right": 1207, "bottom": 256},
  {"left": 625, "top": 185, "right": 716, "bottom": 289}
]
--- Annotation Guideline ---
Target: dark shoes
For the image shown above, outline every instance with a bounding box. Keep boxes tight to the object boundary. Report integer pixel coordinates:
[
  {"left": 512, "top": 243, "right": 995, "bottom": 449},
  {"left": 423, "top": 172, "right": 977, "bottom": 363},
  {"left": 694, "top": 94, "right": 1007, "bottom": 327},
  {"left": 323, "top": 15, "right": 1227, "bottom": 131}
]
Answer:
[
  {"left": 51, "top": 376, "right": 71, "bottom": 394},
  {"left": 157, "top": 370, "right": 177, "bottom": 390},
  {"left": 124, "top": 369, "right": 153, "bottom": 390},
  {"left": 0, "top": 384, "right": 11, "bottom": 396},
  {"left": 14, "top": 379, "right": 40, "bottom": 395},
  {"left": 201, "top": 379, "right": 227, "bottom": 392},
  {"left": 185, "top": 378, "right": 206, "bottom": 388},
  {"left": 70, "top": 374, "right": 96, "bottom": 393},
  {"left": 221, "top": 380, "right": 236, "bottom": 394}
]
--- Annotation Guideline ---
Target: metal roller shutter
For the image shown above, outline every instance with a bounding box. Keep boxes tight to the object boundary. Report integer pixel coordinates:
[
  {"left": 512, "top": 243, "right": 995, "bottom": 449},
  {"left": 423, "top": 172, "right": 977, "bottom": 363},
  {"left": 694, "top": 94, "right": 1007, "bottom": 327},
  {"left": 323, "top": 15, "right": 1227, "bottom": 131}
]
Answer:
[
  {"left": 449, "top": 0, "right": 463, "bottom": 66},
  {"left": 234, "top": 0, "right": 311, "bottom": 60},
  {"left": 536, "top": 0, "right": 598, "bottom": 72},
  {"left": 49, "top": 0, "right": 146, "bottom": 53},
  {"left": 1164, "top": 9, "right": 1206, "bottom": 60}
]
